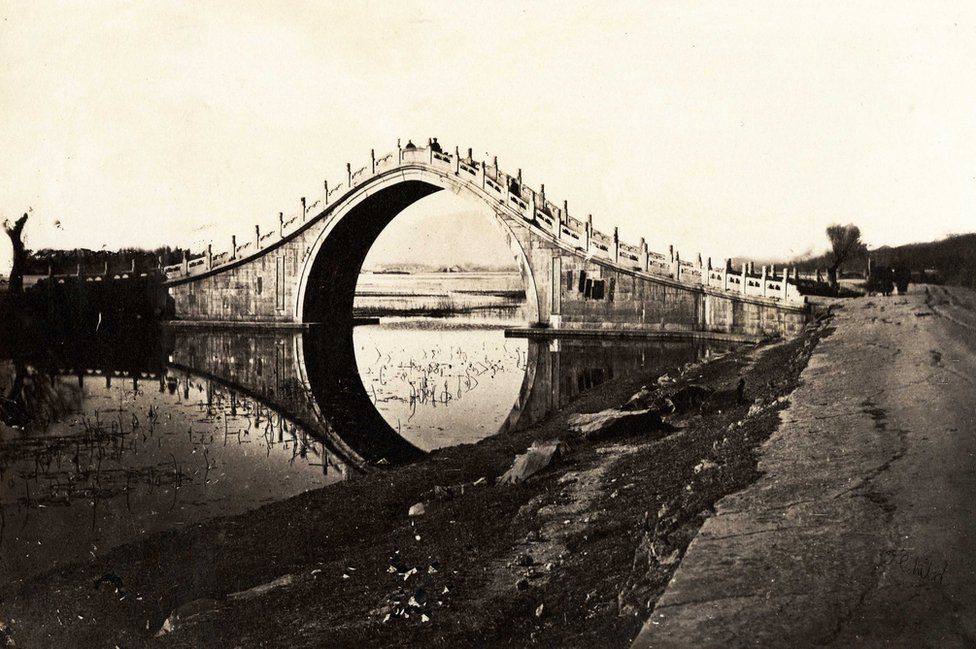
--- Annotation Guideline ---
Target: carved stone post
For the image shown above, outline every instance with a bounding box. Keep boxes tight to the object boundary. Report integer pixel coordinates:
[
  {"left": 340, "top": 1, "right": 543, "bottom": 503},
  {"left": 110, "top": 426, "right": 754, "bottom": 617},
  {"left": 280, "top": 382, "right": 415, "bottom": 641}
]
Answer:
[
  {"left": 279, "top": 212, "right": 284, "bottom": 236},
  {"left": 346, "top": 163, "right": 352, "bottom": 187},
  {"left": 230, "top": 235, "right": 237, "bottom": 261},
  {"left": 613, "top": 227, "right": 620, "bottom": 263},
  {"left": 207, "top": 245, "right": 213, "bottom": 270},
  {"left": 740, "top": 262, "right": 747, "bottom": 295},
  {"left": 761, "top": 265, "right": 768, "bottom": 297},
  {"left": 639, "top": 237, "right": 649, "bottom": 271},
  {"left": 782, "top": 267, "right": 791, "bottom": 300},
  {"left": 454, "top": 147, "right": 460, "bottom": 174},
  {"left": 585, "top": 214, "right": 592, "bottom": 251},
  {"left": 301, "top": 196, "right": 306, "bottom": 221},
  {"left": 371, "top": 149, "right": 376, "bottom": 174},
  {"left": 672, "top": 251, "right": 681, "bottom": 281}
]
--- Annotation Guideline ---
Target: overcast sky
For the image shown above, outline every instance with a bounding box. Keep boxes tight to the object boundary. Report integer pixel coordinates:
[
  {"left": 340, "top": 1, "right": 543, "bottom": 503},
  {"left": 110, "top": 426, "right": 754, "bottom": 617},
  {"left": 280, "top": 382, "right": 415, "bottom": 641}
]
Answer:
[{"left": 2, "top": 1, "right": 976, "bottom": 275}]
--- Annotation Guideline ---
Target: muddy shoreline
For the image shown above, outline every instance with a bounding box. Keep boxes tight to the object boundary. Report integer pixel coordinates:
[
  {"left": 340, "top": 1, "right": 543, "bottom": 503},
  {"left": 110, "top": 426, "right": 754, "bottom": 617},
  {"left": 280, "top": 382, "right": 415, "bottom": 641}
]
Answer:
[{"left": 1, "top": 318, "right": 828, "bottom": 648}]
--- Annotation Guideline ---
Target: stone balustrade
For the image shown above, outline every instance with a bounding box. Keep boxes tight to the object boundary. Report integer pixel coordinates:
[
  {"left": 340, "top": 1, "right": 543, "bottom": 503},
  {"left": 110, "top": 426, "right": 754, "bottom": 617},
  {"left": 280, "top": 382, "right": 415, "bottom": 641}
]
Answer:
[{"left": 162, "top": 140, "right": 805, "bottom": 306}]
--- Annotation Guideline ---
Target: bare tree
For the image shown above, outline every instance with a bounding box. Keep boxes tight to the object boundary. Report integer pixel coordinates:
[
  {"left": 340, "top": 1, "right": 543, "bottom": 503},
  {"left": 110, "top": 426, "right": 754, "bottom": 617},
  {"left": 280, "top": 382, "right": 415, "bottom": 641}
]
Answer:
[
  {"left": 3, "top": 213, "right": 29, "bottom": 294},
  {"left": 826, "top": 223, "right": 866, "bottom": 291}
]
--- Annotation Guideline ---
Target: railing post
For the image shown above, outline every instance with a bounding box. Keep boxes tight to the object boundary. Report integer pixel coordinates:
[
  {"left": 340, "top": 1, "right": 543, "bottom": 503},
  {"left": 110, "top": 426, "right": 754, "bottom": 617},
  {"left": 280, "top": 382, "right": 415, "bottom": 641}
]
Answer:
[
  {"left": 397, "top": 138, "right": 403, "bottom": 163},
  {"left": 346, "top": 163, "right": 352, "bottom": 187},
  {"left": 371, "top": 149, "right": 376, "bottom": 174},
  {"left": 207, "top": 245, "right": 213, "bottom": 270},
  {"left": 782, "top": 267, "right": 791, "bottom": 300},
  {"left": 429, "top": 140, "right": 434, "bottom": 163},
  {"left": 182, "top": 251, "right": 189, "bottom": 275},
  {"left": 279, "top": 211, "right": 284, "bottom": 236},
  {"left": 669, "top": 244, "right": 674, "bottom": 263},
  {"left": 585, "top": 214, "right": 592, "bottom": 251},
  {"left": 613, "top": 227, "right": 620, "bottom": 263},
  {"left": 740, "top": 263, "right": 747, "bottom": 295},
  {"left": 454, "top": 147, "right": 460, "bottom": 174},
  {"left": 479, "top": 161, "right": 486, "bottom": 188},
  {"left": 723, "top": 258, "right": 730, "bottom": 291},
  {"left": 639, "top": 237, "right": 649, "bottom": 271},
  {"left": 301, "top": 196, "right": 306, "bottom": 221},
  {"left": 255, "top": 224, "right": 261, "bottom": 249},
  {"left": 527, "top": 190, "right": 536, "bottom": 222},
  {"left": 230, "top": 235, "right": 237, "bottom": 261},
  {"left": 540, "top": 183, "right": 546, "bottom": 207},
  {"left": 761, "top": 265, "right": 768, "bottom": 297},
  {"left": 324, "top": 180, "right": 329, "bottom": 205}
]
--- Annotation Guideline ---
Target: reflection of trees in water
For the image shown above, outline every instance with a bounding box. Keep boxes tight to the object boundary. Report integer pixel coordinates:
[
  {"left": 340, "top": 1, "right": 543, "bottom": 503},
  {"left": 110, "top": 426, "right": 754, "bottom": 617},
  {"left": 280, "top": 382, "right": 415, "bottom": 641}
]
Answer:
[
  {"left": 0, "top": 361, "right": 83, "bottom": 431},
  {"left": 1, "top": 370, "right": 341, "bottom": 523}
]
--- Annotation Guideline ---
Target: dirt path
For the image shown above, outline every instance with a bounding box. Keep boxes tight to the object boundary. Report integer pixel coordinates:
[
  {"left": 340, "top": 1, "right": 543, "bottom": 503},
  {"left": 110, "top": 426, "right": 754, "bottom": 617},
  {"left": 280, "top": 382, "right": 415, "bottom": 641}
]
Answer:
[{"left": 633, "top": 285, "right": 976, "bottom": 648}]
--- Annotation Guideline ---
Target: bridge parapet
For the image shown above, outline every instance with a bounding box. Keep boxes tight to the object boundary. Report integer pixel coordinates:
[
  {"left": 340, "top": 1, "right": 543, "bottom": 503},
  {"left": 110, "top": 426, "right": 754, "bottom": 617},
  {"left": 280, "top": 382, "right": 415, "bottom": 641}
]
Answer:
[{"left": 161, "top": 140, "right": 805, "bottom": 307}]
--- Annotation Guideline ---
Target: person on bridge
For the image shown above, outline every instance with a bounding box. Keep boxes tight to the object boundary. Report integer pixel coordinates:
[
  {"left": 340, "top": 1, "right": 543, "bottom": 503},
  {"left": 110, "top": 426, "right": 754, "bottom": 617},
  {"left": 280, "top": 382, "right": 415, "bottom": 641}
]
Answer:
[{"left": 429, "top": 137, "right": 442, "bottom": 153}]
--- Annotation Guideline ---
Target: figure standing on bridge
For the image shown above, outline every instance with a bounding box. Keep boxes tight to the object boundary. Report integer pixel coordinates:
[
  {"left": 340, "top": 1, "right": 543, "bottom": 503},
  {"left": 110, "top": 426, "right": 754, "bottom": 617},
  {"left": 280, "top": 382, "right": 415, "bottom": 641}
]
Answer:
[{"left": 429, "top": 138, "right": 442, "bottom": 153}]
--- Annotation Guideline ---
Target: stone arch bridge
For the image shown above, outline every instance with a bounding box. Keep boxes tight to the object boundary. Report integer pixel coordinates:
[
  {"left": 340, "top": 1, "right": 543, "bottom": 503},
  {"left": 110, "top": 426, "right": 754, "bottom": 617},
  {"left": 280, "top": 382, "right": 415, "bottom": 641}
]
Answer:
[{"left": 163, "top": 140, "right": 807, "bottom": 338}]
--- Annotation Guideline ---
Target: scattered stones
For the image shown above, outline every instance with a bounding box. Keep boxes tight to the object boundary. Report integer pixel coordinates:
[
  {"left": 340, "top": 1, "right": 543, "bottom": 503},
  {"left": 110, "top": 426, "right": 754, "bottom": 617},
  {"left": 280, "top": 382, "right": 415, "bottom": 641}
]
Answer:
[
  {"left": 567, "top": 409, "right": 674, "bottom": 440},
  {"left": 228, "top": 573, "right": 296, "bottom": 601},
  {"left": 498, "top": 441, "right": 567, "bottom": 485},
  {"left": 666, "top": 384, "right": 713, "bottom": 414},
  {"left": 515, "top": 553, "right": 534, "bottom": 567},
  {"left": 0, "top": 619, "right": 13, "bottom": 648},
  {"left": 408, "top": 503, "right": 426, "bottom": 517},
  {"left": 156, "top": 598, "right": 220, "bottom": 636},
  {"left": 693, "top": 459, "right": 719, "bottom": 474}
]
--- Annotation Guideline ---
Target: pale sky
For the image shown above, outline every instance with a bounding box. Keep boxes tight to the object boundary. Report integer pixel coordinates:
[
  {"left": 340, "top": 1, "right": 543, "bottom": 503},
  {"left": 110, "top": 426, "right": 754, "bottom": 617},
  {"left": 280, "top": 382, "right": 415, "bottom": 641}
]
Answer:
[{"left": 2, "top": 0, "right": 976, "bottom": 276}]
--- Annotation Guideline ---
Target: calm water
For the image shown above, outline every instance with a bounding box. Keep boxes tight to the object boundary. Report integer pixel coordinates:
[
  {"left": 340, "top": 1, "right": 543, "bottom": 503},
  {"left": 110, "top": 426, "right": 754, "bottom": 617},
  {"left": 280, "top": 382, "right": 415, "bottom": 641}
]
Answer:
[{"left": 0, "top": 273, "right": 731, "bottom": 585}]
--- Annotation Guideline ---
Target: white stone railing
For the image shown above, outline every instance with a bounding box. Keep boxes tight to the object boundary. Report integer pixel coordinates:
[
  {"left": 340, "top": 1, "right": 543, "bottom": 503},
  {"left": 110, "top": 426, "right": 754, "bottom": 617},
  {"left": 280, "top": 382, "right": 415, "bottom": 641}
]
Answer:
[{"left": 162, "top": 139, "right": 805, "bottom": 305}]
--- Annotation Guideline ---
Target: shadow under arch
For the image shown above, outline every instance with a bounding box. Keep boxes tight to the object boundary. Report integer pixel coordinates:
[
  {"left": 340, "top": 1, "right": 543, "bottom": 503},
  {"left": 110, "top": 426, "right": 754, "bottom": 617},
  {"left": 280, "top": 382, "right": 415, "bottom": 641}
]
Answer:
[{"left": 295, "top": 170, "right": 541, "bottom": 326}]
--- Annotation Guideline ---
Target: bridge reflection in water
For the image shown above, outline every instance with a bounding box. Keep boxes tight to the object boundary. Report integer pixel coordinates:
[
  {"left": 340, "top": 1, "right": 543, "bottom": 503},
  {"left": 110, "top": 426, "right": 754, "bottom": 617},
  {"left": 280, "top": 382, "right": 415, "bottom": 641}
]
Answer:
[
  {"left": 0, "top": 321, "right": 729, "bottom": 586},
  {"left": 167, "top": 323, "right": 731, "bottom": 464}
]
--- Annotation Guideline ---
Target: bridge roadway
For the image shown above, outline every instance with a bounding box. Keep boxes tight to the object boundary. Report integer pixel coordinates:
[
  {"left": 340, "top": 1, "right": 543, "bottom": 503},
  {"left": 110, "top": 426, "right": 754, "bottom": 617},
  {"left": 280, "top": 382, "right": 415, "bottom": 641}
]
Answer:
[{"left": 162, "top": 140, "right": 809, "bottom": 339}]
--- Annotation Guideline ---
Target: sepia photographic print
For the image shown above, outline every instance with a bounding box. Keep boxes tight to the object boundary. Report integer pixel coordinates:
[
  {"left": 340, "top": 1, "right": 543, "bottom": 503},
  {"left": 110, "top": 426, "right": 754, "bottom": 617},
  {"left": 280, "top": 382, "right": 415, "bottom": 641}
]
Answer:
[{"left": 1, "top": 2, "right": 975, "bottom": 647}]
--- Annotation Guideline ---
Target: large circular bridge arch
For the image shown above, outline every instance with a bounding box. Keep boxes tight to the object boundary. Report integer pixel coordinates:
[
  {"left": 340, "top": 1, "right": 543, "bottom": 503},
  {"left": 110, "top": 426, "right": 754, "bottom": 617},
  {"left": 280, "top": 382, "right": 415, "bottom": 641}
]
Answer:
[{"left": 294, "top": 167, "right": 542, "bottom": 325}]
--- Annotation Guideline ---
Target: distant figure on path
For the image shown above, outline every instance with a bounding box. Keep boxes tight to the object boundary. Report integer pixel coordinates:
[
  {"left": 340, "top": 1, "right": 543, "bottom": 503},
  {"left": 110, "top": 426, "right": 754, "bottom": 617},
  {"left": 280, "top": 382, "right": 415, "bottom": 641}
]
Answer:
[{"left": 881, "top": 267, "right": 894, "bottom": 296}]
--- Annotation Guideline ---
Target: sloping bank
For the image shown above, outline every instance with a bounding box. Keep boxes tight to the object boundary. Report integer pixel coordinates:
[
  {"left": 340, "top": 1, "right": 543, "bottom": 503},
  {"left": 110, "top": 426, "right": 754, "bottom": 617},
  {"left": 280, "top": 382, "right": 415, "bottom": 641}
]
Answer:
[{"left": 0, "top": 315, "right": 830, "bottom": 649}]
